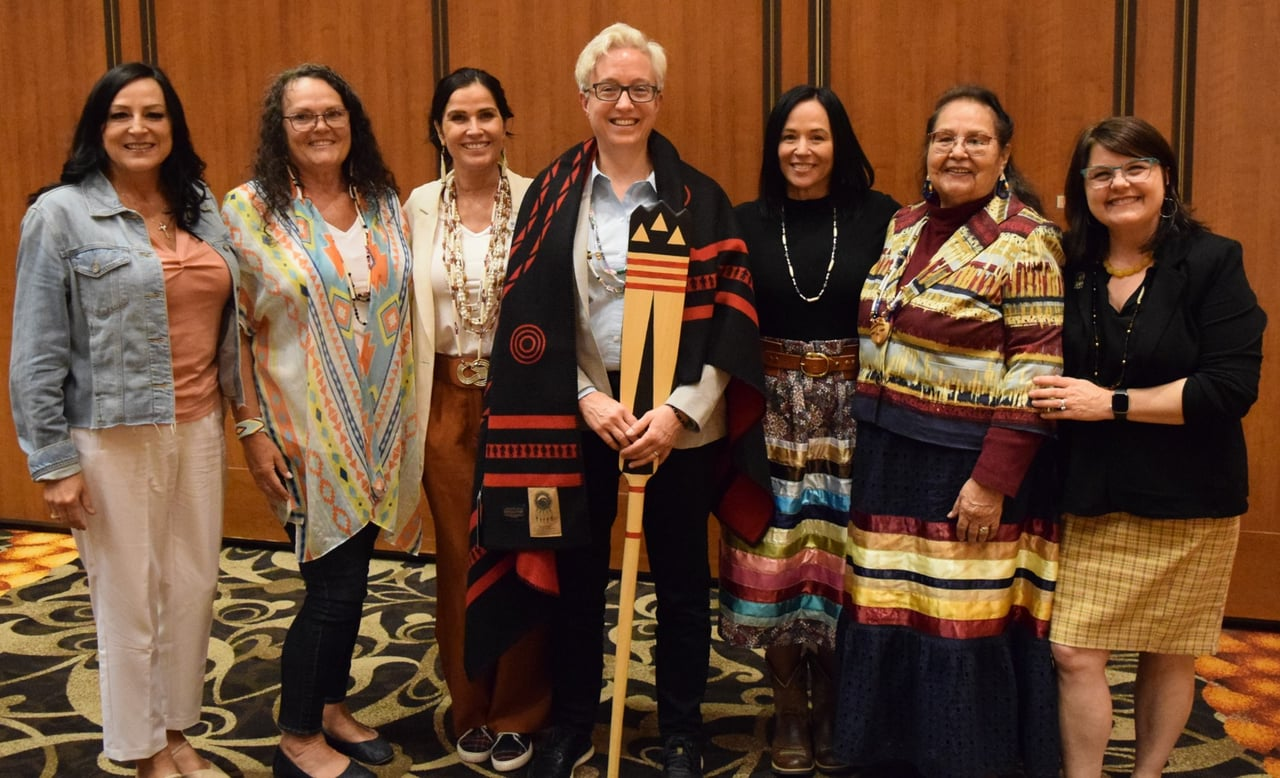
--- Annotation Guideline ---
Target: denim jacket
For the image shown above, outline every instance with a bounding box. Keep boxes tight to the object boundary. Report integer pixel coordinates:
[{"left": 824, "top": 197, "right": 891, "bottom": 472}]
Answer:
[{"left": 9, "top": 171, "right": 243, "bottom": 481}]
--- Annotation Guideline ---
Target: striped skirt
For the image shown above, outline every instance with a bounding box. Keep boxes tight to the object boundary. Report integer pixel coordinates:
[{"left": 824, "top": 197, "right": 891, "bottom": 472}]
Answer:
[
  {"left": 718, "top": 338, "right": 855, "bottom": 649},
  {"left": 833, "top": 423, "right": 1062, "bottom": 778}
]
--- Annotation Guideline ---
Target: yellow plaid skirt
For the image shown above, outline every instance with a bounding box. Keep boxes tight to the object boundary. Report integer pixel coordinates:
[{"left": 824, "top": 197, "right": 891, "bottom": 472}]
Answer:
[{"left": 1049, "top": 512, "right": 1240, "bottom": 655}]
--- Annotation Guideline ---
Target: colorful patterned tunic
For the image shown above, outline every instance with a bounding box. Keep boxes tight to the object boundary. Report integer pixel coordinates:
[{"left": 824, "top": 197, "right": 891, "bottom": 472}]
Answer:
[{"left": 222, "top": 182, "right": 422, "bottom": 562}]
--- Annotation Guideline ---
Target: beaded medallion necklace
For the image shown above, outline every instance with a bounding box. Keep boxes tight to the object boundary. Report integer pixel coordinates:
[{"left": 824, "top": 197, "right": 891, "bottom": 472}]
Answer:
[{"left": 780, "top": 204, "right": 839, "bottom": 302}]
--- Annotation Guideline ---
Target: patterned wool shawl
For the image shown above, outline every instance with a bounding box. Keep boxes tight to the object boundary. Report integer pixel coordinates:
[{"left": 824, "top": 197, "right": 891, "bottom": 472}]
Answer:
[
  {"left": 223, "top": 182, "right": 423, "bottom": 562},
  {"left": 463, "top": 133, "right": 771, "bottom": 676}
]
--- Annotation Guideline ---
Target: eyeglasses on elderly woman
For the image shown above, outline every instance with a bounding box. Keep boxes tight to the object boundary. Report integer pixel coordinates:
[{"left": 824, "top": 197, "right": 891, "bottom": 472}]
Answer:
[{"left": 927, "top": 131, "right": 995, "bottom": 155}]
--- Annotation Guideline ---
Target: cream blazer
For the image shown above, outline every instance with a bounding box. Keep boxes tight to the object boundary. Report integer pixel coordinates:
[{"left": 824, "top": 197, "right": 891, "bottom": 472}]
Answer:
[{"left": 405, "top": 168, "right": 533, "bottom": 433}]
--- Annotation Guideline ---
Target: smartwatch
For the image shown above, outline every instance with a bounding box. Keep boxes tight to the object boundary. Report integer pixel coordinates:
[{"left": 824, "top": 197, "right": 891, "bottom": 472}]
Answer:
[{"left": 1111, "top": 388, "right": 1130, "bottom": 420}]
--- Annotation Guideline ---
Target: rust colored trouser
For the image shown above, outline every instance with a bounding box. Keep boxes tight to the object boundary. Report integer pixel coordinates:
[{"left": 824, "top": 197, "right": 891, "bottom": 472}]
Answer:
[{"left": 424, "top": 357, "right": 550, "bottom": 733}]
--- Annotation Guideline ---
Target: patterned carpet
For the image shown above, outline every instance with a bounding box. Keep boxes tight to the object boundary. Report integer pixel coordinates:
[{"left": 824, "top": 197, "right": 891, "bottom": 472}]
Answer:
[{"left": 0, "top": 528, "right": 1274, "bottom": 777}]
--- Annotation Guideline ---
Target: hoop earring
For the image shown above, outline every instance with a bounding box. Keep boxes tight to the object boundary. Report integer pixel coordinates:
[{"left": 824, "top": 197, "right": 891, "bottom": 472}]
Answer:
[
  {"left": 995, "top": 172, "right": 1010, "bottom": 199},
  {"left": 922, "top": 177, "right": 935, "bottom": 201},
  {"left": 1160, "top": 195, "right": 1177, "bottom": 219}
]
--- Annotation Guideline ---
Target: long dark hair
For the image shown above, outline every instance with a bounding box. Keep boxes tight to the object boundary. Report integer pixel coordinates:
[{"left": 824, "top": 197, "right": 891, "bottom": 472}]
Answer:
[
  {"left": 252, "top": 63, "right": 396, "bottom": 219},
  {"left": 428, "top": 67, "right": 515, "bottom": 173},
  {"left": 1062, "top": 116, "right": 1203, "bottom": 264},
  {"left": 31, "top": 62, "right": 207, "bottom": 229},
  {"left": 923, "top": 84, "right": 1042, "bottom": 212},
  {"left": 758, "top": 85, "right": 875, "bottom": 218}
]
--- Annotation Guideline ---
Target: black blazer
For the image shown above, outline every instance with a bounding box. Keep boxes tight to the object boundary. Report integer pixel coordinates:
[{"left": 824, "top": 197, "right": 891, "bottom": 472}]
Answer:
[{"left": 1059, "top": 230, "right": 1266, "bottom": 518}]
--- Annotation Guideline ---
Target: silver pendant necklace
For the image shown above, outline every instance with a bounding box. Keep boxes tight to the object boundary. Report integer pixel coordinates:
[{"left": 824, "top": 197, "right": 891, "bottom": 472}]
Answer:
[{"left": 780, "top": 204, "right": 838, "bottom": 302}]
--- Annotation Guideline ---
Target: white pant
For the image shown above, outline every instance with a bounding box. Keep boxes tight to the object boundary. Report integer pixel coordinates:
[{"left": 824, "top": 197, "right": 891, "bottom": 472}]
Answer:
[{"left": 70, "top": 411, "right": 225, "bottom": 761}]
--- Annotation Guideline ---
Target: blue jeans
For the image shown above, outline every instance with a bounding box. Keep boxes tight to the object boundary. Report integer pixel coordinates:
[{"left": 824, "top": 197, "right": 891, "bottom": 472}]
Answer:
[{"left": 277, "top": 522, "right": 378, "bottom": 735}]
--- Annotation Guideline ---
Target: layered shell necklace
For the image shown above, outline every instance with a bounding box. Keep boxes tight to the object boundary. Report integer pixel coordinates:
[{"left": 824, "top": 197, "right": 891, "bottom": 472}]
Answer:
[
  {"left": 780, "top": 204, "right": 839, "bottom": 302},
  {"left": 441, "top": 170, "right": 513, "bottom": 385}
]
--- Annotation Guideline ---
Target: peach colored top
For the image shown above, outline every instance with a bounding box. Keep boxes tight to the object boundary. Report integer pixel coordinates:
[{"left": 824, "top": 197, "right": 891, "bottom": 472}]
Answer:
[{"left": 158, "top": 231, "right": 232, "bottom": 421}]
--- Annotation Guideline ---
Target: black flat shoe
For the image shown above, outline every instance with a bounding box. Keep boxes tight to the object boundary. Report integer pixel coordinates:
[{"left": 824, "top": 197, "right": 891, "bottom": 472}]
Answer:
[
  {"left": 527, "top": 726, "right": 594, "bottom": 778},
  {"left": 323, "top": 731, "right": 395, "bottom": 765},
  {"left": 272, "top": 747, "right": 375, "bottom": 778}
]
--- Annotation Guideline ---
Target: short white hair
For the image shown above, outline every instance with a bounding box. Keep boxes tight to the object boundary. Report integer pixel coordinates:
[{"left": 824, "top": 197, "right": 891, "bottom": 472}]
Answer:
[{"left": 574, "top": 22, "right": 668, "bottom": 91}]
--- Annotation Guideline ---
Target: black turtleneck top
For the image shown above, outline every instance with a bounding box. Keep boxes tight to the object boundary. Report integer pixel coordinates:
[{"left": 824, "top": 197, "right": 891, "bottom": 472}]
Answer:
[{"left": 737, "top": 190, "right": 899, "bottom": 341}]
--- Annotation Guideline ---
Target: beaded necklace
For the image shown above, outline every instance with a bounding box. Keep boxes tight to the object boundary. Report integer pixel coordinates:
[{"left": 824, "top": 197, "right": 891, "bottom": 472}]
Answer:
[
  {"left": 867, "top": 248, "right": 911, "bottom": 345},
  {"left": 780, "top": 204, "right": 838, "bottom": 302},
  {"left": 1090, "top": 268, "right": 1149, "bottom": 388},
  {"left": 1103, "top": 257, "right": 1153, "bottom": 278},
  {"left": 585, "top": 206, "right": 626, "bottom": 295},
  {"left": 441, "top": 171, "right": 513, "bottom": 336},
  {"left": 343, "top": 186, "right": 374, "bottom": 327}
]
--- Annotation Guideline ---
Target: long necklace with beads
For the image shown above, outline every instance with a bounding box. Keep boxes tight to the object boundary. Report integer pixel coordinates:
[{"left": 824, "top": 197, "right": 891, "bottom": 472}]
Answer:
[
  {"left": 441, "top": 171, "right": 513, "bottom": 385},
  {"left": 780, "top": 205, "right": 839, "bottom": 302},
  {"left": 585, "top": 206, "right": 626, "bottom": 295},
  {"left": 441, "top": 171, "right": 512, "bottom": 334},
  {"left": 1091, "top": 268, "right": 1149, "bottom": 388},
  {"left": 344, "top": 185, "right": 374, "bottom": 327}
]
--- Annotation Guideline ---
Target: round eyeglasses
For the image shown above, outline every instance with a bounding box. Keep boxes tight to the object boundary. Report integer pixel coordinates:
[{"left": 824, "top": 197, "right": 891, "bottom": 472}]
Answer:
[
  {"left": 586, "top": 82, "right": 660, "bottom": 103},
  {"left": 1080, "top": 157, "right": 1160, "bottom": 188}
]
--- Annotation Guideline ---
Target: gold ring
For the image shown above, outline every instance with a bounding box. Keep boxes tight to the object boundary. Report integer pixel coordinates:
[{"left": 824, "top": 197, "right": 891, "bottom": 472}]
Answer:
[{"left": 978, "top": 526, "right": 990, "bottom": 534}]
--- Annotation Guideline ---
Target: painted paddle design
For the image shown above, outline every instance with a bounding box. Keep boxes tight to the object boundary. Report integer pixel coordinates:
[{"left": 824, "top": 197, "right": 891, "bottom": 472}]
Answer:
[{"left": 609, "top": 201, "right": 692, "bottom": 778}]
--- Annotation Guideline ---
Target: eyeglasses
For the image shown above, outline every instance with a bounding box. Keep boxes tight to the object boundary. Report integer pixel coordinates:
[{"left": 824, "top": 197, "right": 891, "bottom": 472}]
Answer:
[
  {"left": 284, "top": 109, "right": 350, "bottom": 131},
  {"left": 586, "top": 82, "right": 660, "bottom": 103},
  {"left": 928, "top": 132, "right": 996, "bottom": 155},
  {"left": 1080, "top": 157, "right": 1160, "bottom": 188}
]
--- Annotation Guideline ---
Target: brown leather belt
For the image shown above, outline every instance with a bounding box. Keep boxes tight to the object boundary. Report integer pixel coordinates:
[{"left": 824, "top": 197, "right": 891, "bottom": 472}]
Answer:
[{"left": 760, "top": 340, "right": 857, "bottom": 379}]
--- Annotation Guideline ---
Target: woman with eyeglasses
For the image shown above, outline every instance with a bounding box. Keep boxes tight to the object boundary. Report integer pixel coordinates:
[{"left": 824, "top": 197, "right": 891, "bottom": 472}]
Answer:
[
  {"left": 10, "top": 61, "right": 237, "bottom": 778},
  {"left": 404, "top": 67, "right": 546, "bottom": 773},
  {"left": 832, "top": 85, "right": 1065, "bottom": 778},
  {"left": 717, "top": 85, "right": 898, "bottom": 776},
  {"left": 222, "top": 63, "right": 421, "bottom": 778},
  {"left": 1028, "top": 116, "right": 1265, "bottom": 778}
]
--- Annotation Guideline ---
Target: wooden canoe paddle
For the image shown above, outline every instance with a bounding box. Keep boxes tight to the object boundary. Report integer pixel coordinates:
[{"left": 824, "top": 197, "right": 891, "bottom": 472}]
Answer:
[{"left": 608, "top": 201, "right": 692, "bottom": 778}]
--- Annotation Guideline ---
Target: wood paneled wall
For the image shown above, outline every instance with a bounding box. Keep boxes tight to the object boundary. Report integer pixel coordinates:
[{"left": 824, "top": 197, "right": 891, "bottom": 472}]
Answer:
[{"left": 1, "top": 1, "right": 1275, "bottom": 618}]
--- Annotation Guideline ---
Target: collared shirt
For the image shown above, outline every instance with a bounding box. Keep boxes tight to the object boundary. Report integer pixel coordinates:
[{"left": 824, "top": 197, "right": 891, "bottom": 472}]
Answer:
[{"left": 584, "top": 162, "right": 658, "bottom": 371}]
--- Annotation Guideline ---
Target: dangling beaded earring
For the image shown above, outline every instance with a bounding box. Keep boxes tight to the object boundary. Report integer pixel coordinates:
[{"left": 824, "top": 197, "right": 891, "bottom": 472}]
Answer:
[
  {"left": 439, "top": 152, "right": 449, "bottom": 180},
  {"left": 922, "top": 177, "right": 935, "bottom": 201},
  {"left": 500, "top": 148, "right": 509, "bottom": 173},
  {"left": 996, "top": 172, "right": 1011, "bottom": 199},
  {"left": 1160, "top": 195, "right": 1177, "bottom": 219}
]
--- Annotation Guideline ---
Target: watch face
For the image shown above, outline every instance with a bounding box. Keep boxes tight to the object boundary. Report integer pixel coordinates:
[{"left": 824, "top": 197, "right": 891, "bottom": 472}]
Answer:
[{"left": 1112, "top": 390, "right": 1129, "bottom": 414}]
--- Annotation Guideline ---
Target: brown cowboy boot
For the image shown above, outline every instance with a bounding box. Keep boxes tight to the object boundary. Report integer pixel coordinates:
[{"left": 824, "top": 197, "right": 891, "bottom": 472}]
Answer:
[
  {"left": 809, "top": 647, "right": 850, "bottom": 775},
  {"left": 767, "top": 645, "right": 814, "bottom": 776}
]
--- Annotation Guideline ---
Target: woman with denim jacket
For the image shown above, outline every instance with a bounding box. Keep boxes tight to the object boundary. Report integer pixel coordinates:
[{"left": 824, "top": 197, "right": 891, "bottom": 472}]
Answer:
[
  {"left": 222, "top": 64, "right": 421, "bottom": 778},
  {"left": 9, "top": 63, "right": 239, "bottom": 778}
]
